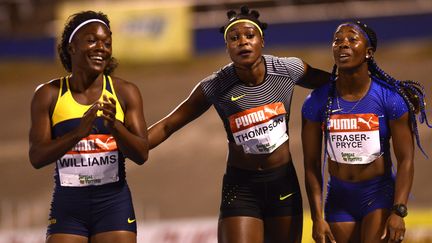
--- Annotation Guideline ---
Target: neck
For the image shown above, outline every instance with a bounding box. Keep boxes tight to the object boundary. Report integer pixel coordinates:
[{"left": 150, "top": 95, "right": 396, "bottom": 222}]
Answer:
[
  {"left": 235, "top": 56, "right": 265, "bottom": 86},
  {"left": 336, "top": 66, "right": 371, "bottom": 99},
  {"left": 69, "top": 71, "right": 103, "bottom": 92}
]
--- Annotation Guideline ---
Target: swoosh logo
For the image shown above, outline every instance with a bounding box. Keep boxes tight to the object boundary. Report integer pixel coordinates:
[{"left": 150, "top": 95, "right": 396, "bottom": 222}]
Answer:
[
  {"left": 279, "top": 192, "right": 296, "bottom": 201},
  {"left": 127, "top": 218, "right": 136, "bottom": 224},
  {"left": 231, "top": 94, "right": 246, "bottom": 101}
]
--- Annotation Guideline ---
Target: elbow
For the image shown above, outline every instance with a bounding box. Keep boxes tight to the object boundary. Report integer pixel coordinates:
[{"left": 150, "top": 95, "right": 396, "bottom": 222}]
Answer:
[
  {"left": 29, "top": 145, "right": 45, "bottom": 169},
  {"left": 134, "top": 147, "right": 149, "bottom": 165},
  {"left": 135, "top": 154, "right": 148, "bottom": 165},
  {"left": 29, "top": 155, "right": 44, "bottom": 169},
  {"left": 29, "top": 147, "right": 50, "bottom": 169}
]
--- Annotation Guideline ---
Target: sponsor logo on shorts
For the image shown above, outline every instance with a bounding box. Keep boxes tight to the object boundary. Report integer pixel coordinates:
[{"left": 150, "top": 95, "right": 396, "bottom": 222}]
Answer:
[
  {"left": 127, "top": 217, "right": 136, "bottom": 224},
  {"left": 48, "top": 218, "right": 57, "bottom": 225},
  {"left": 279, "top": 192, "right": 295, "bottom": 201}
]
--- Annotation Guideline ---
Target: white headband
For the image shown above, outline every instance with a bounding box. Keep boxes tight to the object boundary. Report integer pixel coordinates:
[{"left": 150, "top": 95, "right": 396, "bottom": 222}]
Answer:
[{"left": 68, "top": 19, "right": 109, "bottom": 43}]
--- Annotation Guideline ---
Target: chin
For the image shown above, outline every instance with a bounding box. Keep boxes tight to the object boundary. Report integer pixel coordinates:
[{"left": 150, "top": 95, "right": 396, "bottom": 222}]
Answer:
[
  {"left": 236, "top": 56, "right": 259, "bottom": 66},
  {"left": 336, "top": 63, "right": 353, "bottom": 70}
]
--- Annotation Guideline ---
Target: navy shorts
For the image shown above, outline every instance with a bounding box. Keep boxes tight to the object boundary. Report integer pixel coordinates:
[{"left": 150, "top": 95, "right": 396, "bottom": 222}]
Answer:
[
  {"left": 219, "top": 163, "right": 303, "bottom": 219},
  {"left": 325, "top": 174, "right": 395, "bottom": 222},
  {"left": 47, "top": 182, "right": 137, "bottom": 237}
]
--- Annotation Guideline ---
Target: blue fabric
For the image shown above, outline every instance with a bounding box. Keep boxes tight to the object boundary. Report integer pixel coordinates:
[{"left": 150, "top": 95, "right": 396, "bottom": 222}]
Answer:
[
  {"left": 302, "top": 77, "right": 409, "bottom": 153},
  {"left": 47, "top": 182, "right": 136, "bottom": 236},
  {"left": 325, "top": 174, "right": 394, "bottom": 222}
]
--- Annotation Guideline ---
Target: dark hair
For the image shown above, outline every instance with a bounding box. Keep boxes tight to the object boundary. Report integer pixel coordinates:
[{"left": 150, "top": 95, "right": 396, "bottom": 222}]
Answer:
[
  {"left": 354, "top": 21, "right": 377, "bottom": 52},
  {"left": 219, "top": 5, "right": 268, "bottom": 36},
  {"left": 323, "top": 21, "right": 431, "bottom": 158},
  {"left": 57, "top": 10, "right": 118, "bottom": 75}
]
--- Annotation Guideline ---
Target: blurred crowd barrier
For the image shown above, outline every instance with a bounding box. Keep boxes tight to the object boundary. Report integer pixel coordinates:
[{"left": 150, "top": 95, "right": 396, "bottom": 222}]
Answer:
[
  {"left": 1, "top": 0, "right": 432, "bottom": 60},
  {"left": 0, "top": 211, "right": 431, "bottom": 243}
]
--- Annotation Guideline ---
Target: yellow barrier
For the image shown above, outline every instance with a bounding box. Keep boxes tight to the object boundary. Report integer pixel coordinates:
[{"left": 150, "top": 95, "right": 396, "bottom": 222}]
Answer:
[{"left": 57, "top": 1, "right": 192, "bottom": 63}]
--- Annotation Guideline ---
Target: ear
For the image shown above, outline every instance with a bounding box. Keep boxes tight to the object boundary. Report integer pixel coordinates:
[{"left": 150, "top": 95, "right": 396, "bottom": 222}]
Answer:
[
  {"left": 67, "top": 43, "right": 75, "bottom": 55},
  {"left": 261, "top": 37, "right": 265, "bottom": 48},
  {"left": 365, "top": 47, "right": 374, "bottom": 59}
]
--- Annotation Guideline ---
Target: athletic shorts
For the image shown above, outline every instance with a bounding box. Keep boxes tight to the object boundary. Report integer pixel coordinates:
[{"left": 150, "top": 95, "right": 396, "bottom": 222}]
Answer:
[
  {"left": 325, "top": 174, "right": 395, "bottom": 222},
  {"left": 219, "top": 163, "right": 303, "bottom": 219},
  {"left": 47, "top": 182, "right": 137, "bottom": 237}
]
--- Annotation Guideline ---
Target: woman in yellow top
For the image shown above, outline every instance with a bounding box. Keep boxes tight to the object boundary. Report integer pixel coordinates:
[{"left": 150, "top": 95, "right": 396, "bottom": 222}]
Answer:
[{"left": 29, "top": 10, "right": 148, "bottom": 243}]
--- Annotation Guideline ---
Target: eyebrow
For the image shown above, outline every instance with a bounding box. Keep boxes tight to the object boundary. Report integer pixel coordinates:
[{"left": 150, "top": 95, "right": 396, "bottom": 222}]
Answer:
[{"left": 335, "top": 28, "right": 361, "bottom": 36}]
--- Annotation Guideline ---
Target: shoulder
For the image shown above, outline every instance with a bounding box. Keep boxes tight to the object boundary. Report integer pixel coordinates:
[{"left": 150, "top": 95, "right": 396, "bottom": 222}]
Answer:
[
  {"left": 264, "top": 55, "right": 305, "bottom": 82},
  {"left": 110, "top": 76, "right": 141, "bottom": 96},
  {"left": 308, "top": 82, "right": 331, "bottom": 100},
  {"left": 34, "top": 78, "right": 60, "bottom": 93},
  {"left": 302, "top": 83, "right": 330, "bottom": 119},
  {"left": 264, "top": 54, "right": 302, "bottom": 64},
  {"left": 200, "top": 63, "right": 235, "bottom": 91},
  {"left": 31, "top": 78, "right": 62, "bottom": 113},
  {"left": 370, "top": 78, "right": 403, "bottom": 101},
  {"left": 264, "top": 55, "right": 304, "bottom": 70},
  {"left": 370, "top": 78, "right": 408, "bottom": 119},
  {"left": 32, "top": 78, "right": 61, "bottom": 101},
  {"left": 109, "top": 76, "right": 142, "bottom": 106}
]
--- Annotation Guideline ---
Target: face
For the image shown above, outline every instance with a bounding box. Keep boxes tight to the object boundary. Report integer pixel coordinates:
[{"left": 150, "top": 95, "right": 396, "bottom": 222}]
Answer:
[
  {"left": 225, "top": 22, "right": 264, "bottom": 67},
  {"left": 332, "top": 24, "right": 373, "bottom": 70},
  {"left": 68, "top": 22, "right": 112, "bottom": 74}
]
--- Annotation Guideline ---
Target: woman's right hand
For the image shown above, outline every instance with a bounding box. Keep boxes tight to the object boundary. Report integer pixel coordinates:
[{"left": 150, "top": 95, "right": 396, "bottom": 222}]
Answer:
[
  {"left": 76, "top": 101, "right": 102, "bottom": 138},
  {"left": 312, "top": 218, "right": 336, "bottom": 243}
]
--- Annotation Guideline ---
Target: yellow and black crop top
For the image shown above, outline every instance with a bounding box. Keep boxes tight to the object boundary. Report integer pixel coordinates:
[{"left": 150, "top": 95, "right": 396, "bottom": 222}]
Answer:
[
  {"left": 51, "top": 75, "right": 126, "bottom": 187},
  {"left": 52, "top": 75, "right": 124, "bottom": 128}
]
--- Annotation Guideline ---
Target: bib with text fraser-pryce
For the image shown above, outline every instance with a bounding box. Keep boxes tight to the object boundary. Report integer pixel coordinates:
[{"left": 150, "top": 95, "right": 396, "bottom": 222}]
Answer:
[{"left": 327, "top": 113, "right": 382, "bottom": 164}]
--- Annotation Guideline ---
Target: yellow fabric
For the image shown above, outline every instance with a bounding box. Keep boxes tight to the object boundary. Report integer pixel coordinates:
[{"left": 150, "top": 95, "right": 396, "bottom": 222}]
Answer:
[{"left": 52, "top": 75, "right": 124, "bottom": 126}]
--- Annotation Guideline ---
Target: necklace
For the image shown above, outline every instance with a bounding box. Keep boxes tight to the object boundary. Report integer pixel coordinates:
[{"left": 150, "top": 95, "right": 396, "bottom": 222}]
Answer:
[{"left": 335, "top": 95, "right": 364, "bottom": 113}]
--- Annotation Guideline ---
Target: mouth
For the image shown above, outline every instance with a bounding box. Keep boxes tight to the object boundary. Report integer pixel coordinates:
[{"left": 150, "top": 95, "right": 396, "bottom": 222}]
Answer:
[
  {"left": 337, "top": 53, "right": 351, "bottom": 62},
  {"left": 89, "top": 55, "right": 106, "bottom": 64},
  {"left": 238, "top": 49, "right": 252, "bottom": 56}
]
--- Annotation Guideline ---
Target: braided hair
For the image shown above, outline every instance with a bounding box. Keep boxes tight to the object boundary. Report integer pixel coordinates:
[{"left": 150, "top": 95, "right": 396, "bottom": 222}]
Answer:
[
  {"left": 219, "top": 5, "right": 268, "bottom": 40},
  {"left": 323, "top": 21, "right": 431, "bottom": 159},
  {"left": 57, "top": 10, "right": 118, "bottom": 75}
]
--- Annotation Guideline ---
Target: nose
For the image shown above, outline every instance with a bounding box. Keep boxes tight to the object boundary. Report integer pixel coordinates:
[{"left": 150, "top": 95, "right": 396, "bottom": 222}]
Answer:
[
  {"left": 238, "top": 35, "right": 248, "bottom": 46},
  {"left": 95, "top": 40, "right": 106, "bottom": 51},
  {"left": 339, "top": 38, "right": 349, "bottom": 48}
]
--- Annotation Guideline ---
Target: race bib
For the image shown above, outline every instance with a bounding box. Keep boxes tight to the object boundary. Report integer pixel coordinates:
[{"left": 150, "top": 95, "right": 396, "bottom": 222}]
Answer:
[
  {"left": 57, "top": 134, "right": 120, "bottom": 187},
  {"left": 327, "top": 113, "right": 382, "bottom": 164},
  {"left": 229, "top": 103, "right": 288, "bottom": 154}
]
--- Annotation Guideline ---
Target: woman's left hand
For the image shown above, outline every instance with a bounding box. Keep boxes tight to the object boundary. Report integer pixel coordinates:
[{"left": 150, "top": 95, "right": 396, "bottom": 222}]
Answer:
[
  {"left": 381, "top": 213, "right": 406, "bottom": 242},
  {"left": 101, "top": 95, "right": 117, "bottom": 129}
]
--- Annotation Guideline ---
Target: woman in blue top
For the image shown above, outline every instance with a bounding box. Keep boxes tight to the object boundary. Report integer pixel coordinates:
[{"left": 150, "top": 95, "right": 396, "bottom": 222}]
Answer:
[{"left": 302, "top": 21, "right": 430, "bottom": 243}]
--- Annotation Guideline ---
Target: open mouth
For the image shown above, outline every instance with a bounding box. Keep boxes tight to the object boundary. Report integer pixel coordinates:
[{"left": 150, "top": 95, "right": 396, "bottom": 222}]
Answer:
[
  {"left": 238, "top": 50, "right": 252, "bottom": 56},
  {"left": 89, "top": 55, "right": 105, "bottom": 64},
  {"left": 338, "top": 53, "right": 350, "bottom": 61}
]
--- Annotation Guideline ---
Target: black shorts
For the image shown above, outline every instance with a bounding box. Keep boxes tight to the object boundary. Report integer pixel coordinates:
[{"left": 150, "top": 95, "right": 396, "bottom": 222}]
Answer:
[
  {"left": 219, "top": 163, "right": 302, "bottom": 219},
  {"left": 47, "top": 182, "right": 137, "bottom": 237}
]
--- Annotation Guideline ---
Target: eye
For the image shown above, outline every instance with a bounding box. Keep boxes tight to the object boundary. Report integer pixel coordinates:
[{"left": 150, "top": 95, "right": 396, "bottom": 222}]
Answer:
[
  {"left": 104, "top": 41, "right": 112, "bottom": 48},
  {"left": 229, "top": 35, "right": 239, "bottom": 41},
  {"left": 246, "top": 33, "right": 255, "bottom": 39},
  {"left": 349, "top": 36, "right": 358, "bottom": 42}
]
